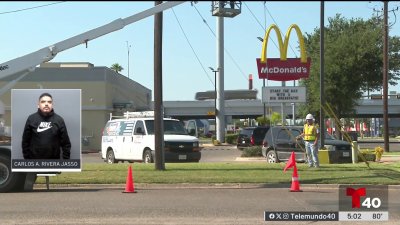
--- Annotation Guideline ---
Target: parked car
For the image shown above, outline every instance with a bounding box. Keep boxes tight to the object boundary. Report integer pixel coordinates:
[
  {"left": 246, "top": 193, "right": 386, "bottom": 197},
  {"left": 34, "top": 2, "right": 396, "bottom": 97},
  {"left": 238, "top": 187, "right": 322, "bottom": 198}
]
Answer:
[
  {"left": 261, "top": 126, "right": 352, "bottom": 164},
  {"left": 236, "top": 126, "right": 270, "bottom": 150}
]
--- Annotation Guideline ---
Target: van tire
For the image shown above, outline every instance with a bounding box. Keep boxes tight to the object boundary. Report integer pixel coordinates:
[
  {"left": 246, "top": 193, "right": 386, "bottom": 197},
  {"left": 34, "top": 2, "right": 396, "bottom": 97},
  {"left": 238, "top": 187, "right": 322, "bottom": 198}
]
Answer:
[
  {"left": 143, "top": 150, "right": 153, "bottom": 163},
  {"left": 266, "top": 150, "right": 279, "bottom": 163},
  {"left": 106, "top": 150, "right": 117, "bottom": 164}
]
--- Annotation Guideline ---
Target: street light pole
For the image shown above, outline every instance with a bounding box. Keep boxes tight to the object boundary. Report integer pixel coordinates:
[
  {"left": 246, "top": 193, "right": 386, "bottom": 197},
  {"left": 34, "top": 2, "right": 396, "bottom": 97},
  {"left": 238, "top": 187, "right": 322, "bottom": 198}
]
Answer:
[
  {"left": 257, "top": 37, "right": 267, "bottom": 121},
  {"left": 263, "top": 79, "right": 266, "bottom": 119},
  {"left": 281, "top": 81, "right": 285, "bottom": 125},
  {"left": 291, "top": 103, "right": 295, "bottom": 125},
  {"left": 209, "top": 67, "right": 219, "bottom": 117}
]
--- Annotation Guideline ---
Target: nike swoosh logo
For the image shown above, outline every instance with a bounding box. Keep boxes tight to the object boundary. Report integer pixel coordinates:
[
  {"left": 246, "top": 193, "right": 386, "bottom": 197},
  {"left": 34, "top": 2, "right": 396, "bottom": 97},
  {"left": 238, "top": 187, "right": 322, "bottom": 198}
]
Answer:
[{"left": 37, "top": 127, "right": 52, "bottom": 132}]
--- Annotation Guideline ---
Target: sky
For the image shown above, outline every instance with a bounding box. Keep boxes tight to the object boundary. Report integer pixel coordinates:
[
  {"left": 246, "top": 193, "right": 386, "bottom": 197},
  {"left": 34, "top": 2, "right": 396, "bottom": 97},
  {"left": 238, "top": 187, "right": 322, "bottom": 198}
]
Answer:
[{"left": 0, "top": 1, "right": 399, "bottom": 101}]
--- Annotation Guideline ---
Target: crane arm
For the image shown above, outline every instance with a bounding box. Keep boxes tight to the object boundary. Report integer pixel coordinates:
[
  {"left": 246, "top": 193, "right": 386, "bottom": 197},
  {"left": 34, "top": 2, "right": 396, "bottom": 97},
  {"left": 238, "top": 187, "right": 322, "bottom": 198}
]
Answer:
[{"left": 0, "top": 1, "right": 185, "bottom": 80}]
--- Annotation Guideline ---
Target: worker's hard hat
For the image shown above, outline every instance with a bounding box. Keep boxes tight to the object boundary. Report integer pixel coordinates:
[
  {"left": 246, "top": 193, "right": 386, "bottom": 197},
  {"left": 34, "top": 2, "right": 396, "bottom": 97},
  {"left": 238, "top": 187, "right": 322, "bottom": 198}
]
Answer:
[{"left": 306, "top": 114, "right": 314, "bottom": 120}]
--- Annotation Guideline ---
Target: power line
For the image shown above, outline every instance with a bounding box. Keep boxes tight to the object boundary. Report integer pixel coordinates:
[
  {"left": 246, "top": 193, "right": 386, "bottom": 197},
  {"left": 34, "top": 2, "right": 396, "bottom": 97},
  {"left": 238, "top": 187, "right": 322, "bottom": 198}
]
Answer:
[
  {"left": 243, "top": 2, "right": 266, "bottom": 32},
  {"left": 243, "top": 2, "right": 298, "bottom": 58},
  {"left": 172, "top": 6, "right": 251, "bottom": 121},
  {"left": 391, "top": 9, "right": 398, "bottom": 28},
  {"left": 192, "top": 4, "right": 248, "bottom": 81},
  {"left": 0, "top": 2, "right": 66, "bottom": 15},
  {"left": 371, "top": 3, "right": 399, "bottom": 28},
  {"left": 188, "top": 4, "right": 256, "bottom": 117},
  {"left": 171, "top": 8, "right": 215, "bottom": 87},
  {"left": 242, "top": 2, "right": 280, "bottom": 54}
]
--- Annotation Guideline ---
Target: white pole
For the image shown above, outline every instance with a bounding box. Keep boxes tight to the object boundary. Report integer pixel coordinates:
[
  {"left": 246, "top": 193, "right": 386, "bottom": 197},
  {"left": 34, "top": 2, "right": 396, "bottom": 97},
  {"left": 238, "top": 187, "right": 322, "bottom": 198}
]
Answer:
[
  {"left": 216, "top": 15, "right": 225, "bottom": 143},
  {"left": 291, "top": 103, "right": 295, "bottom": 125},
  {"left": 281, "top": 81, "right": 286, "bottom": 125}
]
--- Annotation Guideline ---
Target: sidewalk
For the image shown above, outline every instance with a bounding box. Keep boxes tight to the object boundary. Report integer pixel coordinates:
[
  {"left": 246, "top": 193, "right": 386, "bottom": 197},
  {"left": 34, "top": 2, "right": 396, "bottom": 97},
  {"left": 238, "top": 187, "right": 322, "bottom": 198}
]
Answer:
[
  {"left": 234, "top": 155, "right": 399, "bottom": 163},
  {"left": 380, "top": 155, "right": 400, "bottom": 163}
]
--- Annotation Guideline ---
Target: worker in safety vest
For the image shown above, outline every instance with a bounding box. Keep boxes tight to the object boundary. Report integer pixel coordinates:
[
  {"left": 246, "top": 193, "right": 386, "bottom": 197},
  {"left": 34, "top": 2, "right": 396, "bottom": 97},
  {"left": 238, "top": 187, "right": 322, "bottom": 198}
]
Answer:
[{"left": 298, "top": 114, "right": 320, "bottom": 168}]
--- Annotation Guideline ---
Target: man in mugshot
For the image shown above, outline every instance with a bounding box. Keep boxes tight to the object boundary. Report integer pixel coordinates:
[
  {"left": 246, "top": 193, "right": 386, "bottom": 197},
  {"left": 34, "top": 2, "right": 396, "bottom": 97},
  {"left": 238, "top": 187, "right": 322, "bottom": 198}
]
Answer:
[{"left": 22, "top": 93, "right": 71, "bottom": 159}]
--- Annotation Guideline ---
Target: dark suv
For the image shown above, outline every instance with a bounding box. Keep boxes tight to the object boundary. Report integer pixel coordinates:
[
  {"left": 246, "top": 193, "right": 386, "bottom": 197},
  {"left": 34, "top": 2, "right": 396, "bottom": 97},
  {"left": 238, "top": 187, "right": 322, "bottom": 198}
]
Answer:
[
  {"left": 261, "top": 126, "right": 352, "bottom": 163},
  {"left": 236, "top": 126, "right": 270, "bottom": 150}
]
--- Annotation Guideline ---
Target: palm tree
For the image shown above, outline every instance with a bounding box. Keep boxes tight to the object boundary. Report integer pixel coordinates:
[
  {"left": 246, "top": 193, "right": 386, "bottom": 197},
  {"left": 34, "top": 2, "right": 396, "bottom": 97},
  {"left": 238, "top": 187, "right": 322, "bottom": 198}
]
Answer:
[{"left": 110, "top": 63, "right": 124, "bottom": 73}]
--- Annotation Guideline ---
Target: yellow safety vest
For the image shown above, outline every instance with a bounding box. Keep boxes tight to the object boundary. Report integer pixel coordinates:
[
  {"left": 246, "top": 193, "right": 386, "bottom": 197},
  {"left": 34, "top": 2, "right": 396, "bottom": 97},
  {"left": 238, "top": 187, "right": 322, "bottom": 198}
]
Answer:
[{"left": 304, "top": 124, "right": 317, "bottom": 141}]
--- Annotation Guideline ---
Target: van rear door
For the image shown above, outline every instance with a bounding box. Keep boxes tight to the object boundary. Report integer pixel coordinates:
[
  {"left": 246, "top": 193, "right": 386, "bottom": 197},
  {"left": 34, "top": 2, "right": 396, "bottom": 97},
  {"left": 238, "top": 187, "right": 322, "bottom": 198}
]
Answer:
[
  {"left": 132, "top": 120, "right": 146, "bottom": 160},
  {"left": 120, "top": 121, "right": 135, "bottom": 160}
]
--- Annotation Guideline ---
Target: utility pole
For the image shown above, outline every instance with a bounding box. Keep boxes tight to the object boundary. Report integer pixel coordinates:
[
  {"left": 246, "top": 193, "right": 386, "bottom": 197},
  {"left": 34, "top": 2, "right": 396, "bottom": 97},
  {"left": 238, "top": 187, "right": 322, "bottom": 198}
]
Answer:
[
  {"left": 383, "top": 1, "right": 389, "bottom": 152},
  {"left": 154, "top": 0, "right": 165, "bottom": 170},
  {"left": 320, "top": 1, "right": 325, "bottom": 149}
]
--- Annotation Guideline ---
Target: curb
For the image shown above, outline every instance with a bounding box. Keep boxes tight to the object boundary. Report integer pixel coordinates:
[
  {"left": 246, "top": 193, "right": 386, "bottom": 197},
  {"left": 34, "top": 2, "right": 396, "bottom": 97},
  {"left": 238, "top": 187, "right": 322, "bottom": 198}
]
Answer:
[
  {"left": 82, "top": 150, "right": 100, "bottom": 154},
  {"left": 235, "top": 157, "right": 265, "bottom": 161},
  {"left": 33, "top": 183, "right": 400, "bottom": 190},
  {"left": 201, "top": 144, "right": 235, "bottom": 147}
]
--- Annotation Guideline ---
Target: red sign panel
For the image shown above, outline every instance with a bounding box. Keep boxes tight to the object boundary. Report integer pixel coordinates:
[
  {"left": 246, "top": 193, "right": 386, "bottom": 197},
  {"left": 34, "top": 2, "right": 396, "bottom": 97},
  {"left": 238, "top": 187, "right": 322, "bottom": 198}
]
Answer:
[{"left": 256, "top": 57, "right": 311, "bottom": 81}]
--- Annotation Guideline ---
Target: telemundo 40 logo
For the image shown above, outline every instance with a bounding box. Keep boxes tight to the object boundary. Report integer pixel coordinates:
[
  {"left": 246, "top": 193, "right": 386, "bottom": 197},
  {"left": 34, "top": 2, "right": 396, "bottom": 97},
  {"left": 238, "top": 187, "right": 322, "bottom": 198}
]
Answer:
[{"left": 339, "top": 185, "right": 388, "bottom": 211}]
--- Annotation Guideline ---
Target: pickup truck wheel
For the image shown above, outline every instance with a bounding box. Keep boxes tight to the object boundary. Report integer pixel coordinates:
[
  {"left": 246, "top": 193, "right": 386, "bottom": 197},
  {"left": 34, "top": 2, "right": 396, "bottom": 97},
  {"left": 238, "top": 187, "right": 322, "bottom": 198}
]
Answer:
[
  {"left": 266, "top": 150, "right": 278, "bottom": 163},
  {"left": 0, "top": 154, "right": 26, "bottom": 192},
  {"left": 106, "top": 150, "right": 117, "bottom": 164},
  {"left": 143, "top": 150, "right": 153, "bottom": 163}
]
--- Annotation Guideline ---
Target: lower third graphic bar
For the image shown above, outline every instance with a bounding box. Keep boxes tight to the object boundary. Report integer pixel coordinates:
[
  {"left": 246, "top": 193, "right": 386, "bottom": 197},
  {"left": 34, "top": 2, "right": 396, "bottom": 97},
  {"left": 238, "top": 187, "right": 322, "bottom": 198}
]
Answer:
[
  {"left": 339, "top": 211, "right": 389, "bottom": 221},
  {"left": 264, "top": 211, "right": 338, "bottom": 221}
]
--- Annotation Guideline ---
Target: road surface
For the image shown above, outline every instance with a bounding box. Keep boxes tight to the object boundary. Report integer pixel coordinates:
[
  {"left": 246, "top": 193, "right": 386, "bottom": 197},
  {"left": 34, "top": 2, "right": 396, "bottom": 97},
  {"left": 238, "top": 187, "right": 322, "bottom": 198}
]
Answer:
[{"left": 0, "top": 185, "right": 399, "bottom": 225}]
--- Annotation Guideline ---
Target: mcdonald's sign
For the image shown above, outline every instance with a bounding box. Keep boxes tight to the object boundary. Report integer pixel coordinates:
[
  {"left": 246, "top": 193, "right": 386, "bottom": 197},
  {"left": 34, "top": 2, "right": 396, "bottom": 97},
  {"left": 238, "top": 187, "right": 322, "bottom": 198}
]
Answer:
[{"left": 256, "top": 24, "right": 311, "bottom": 81}]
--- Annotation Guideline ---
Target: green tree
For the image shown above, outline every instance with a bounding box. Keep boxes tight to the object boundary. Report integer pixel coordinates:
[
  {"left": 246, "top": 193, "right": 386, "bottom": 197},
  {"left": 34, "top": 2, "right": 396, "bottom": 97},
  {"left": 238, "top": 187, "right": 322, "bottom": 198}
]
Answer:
[
  {"left": 270, "top": 112, "right": 282, "bottom": 125},
  {"left": 110, "top": 63, "right": 124, "bottom": 73},
  {"left": 256, "top": 116, "right": 271, "bottom": 126},
  {"left": 299, "top": 14, "right": 400, "bottom": 134}
]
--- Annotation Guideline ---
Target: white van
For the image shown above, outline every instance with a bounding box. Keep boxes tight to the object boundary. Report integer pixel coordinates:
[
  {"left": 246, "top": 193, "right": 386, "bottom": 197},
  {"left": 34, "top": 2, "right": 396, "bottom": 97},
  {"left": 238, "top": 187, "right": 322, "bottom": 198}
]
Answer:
[{"left": 101, "top": 111, "right": 202, "bottom": 164}]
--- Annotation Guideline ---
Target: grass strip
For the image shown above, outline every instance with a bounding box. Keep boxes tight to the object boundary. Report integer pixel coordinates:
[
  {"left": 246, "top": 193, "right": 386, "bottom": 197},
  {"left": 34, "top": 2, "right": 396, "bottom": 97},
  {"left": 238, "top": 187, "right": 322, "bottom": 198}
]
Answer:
[{"left": 36, "top": 162, "right": 400, "bottom": 185}]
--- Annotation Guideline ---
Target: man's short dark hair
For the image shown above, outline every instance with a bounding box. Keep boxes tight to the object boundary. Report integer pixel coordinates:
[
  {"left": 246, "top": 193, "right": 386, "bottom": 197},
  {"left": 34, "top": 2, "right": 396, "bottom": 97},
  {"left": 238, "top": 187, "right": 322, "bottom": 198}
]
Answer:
[{"left": 39, "top": 93, "right": 53, "bottom": 101}]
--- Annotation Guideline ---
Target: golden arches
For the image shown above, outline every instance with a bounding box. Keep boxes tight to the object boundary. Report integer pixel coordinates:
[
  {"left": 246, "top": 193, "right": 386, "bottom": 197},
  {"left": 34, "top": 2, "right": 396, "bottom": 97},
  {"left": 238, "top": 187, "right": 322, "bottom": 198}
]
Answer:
[{"left": 260, "top": 24, "right": 307, "bottom": 64}]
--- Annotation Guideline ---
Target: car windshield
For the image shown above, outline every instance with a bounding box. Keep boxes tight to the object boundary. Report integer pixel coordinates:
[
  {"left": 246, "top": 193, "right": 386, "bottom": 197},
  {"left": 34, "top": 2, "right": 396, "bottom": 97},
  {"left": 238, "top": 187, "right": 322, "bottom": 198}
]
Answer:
[{"left": 145, "top": 120, "right": 188, "bottom": 135}]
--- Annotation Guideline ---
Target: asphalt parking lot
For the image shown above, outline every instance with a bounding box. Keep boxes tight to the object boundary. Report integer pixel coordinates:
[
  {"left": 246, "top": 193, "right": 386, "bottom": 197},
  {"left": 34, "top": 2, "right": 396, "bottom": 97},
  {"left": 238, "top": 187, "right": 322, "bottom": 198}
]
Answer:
[
  {"left": 83, "top": 141, "right": 399, "bottom": 164},
  {"left": 83, "top": 145, "right": 242, "bottom": 164}
]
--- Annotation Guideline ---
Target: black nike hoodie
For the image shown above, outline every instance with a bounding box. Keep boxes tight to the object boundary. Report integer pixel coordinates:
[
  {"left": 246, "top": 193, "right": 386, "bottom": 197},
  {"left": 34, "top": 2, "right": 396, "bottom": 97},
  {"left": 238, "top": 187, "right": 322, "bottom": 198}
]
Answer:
[{"left": 22, "top": 109, "right": 71, "bottom": 159}]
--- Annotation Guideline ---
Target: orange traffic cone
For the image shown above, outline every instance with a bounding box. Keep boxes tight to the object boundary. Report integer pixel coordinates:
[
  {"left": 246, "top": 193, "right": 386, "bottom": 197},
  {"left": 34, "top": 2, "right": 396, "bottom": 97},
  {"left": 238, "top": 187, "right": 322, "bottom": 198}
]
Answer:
[
  {"left": 290, "top": 166, "right": 302, "bottom": 192},
  {"left": 123, "top": 165, "right": 136, "bottom": 193}
]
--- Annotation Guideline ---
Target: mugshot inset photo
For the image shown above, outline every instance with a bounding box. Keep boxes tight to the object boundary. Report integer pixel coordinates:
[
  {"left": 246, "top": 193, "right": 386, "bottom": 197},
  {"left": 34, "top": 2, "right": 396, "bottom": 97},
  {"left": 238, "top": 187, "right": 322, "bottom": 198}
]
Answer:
[{"left": 11, "top": 89, "right": 81, "bottom": 172}]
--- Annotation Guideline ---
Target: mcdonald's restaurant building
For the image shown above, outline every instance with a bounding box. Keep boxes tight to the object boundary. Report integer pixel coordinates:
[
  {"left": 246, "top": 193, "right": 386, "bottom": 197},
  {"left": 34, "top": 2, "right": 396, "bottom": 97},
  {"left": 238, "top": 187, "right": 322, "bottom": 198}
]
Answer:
[{"left": 0, "top": 62, "right": 152, "bottom": 151}]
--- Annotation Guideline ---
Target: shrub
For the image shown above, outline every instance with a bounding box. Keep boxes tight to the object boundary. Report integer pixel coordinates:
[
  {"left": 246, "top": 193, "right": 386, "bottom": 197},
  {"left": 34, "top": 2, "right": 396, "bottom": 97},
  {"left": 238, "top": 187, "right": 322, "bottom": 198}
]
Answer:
[
  {"left": 374, "top": 146, "right": 384, "bottom": 161},
  {"left": 358, "top": 149, "right": 376, "bottom": 162},
  {"left": 213, "top": 139, "right": 221, "bottom": 146},
  {"left": 241, "top": 146, "right": 263, "bottom": 157},
  {"left": 211, "top": 135, "right": 216, "bottom": 142},
  {"left": 225, "top": 134, "right": 238, "bottom": 144}
]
